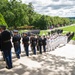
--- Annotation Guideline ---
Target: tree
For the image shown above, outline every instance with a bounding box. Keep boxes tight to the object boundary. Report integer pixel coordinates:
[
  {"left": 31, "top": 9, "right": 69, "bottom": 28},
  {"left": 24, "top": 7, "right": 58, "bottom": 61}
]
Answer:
[
  {"left": 0, "top": 13, "right": 7, "bottom": 27},
  {"left": 0, "top": 0, "right": 29, "bottom": 28},
  {"left": 27, "top": 2, "right": 35, "bottom": 25},
  {"left": 0, "top": 0, "right": 71, "bottom": 29}
]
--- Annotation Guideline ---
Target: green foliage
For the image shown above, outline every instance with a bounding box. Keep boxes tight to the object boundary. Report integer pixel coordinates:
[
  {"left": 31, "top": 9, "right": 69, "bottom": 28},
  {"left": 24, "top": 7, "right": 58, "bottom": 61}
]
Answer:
[
  {"left": 0, "top": 0, "right": 29, "bottom": 28},
  {"left": 0, "top": 13, "right": 7, "bottom": 27},
  {"left": 0, "top": 0, "right": 71, "bottom": 29}
]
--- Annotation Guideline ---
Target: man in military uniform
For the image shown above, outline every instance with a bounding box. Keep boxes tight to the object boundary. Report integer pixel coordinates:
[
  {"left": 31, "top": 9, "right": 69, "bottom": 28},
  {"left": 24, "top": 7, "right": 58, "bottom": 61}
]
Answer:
[
  {"left": 42, "top": 36, "right": 47, "bottom": 52},
  {"left": 22, "top": 33, "right": 29, "bottom": 56},
  {"left": 30, "top": 34, "right": 37, "bottom": 55},
  {"left": 12, "top": 30, "right": 21, "bottom": 59},
  {"left": 38, "top": 36, "right": 42, "bottom": 54},
  {"left": 35, "top": 35, "right": 39, "bottom": 51},
  {"left": 0, "top": 26, "right": 2, "bottom": 50},
  {"left": 0, "top": 26, "right": 5, "bottom": 61},
  {"left": 1, "top": 26, "right": 13, "bottom": 69}
]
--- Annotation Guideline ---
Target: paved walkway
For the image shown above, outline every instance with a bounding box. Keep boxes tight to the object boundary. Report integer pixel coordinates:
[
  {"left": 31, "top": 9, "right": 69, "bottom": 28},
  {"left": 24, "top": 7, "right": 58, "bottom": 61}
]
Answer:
[{"left": 0, "top": 43, "right": 75, "bottom": 75}]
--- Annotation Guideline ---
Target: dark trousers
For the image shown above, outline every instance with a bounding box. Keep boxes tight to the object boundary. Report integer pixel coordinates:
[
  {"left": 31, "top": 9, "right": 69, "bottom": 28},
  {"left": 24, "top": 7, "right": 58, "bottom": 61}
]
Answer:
[
  {"left": 14, "top": 43, "right": 21, "bottom": 59},
  {"left": 3, "top": 50, "right": 12, "bottom": 68},
  {"left": 39, "top": 45, "right": 42, "bottom": 54},
  {"left": 18, "top": 44, "right": 21, "bottom": 54},
  {"left": 43, "top": 45, "right": 46, "bottom": 52},
  {"left": 32, "top": 45, "right": 36, "bottom": 55},
  {"left": 37, "top": 45, "right": 39, "bottom": 51},
  {"left": 24, "top": 45, "right": 29, "bottom": 56}
]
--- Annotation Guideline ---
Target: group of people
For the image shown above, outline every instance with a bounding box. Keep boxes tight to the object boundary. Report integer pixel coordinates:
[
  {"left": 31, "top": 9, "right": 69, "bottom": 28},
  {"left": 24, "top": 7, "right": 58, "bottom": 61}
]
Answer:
[
  {"left": 0, "top": 26, "right": 73, "bottom": 70},
  {"left": 12, "top": 30, "right": 47, "bottom": 57},
  {"left": 47, "top": 34, "right": 68, "bottom": 51},
  {"left": 0, "top": 26, "right": 47, "bottom": 69}
]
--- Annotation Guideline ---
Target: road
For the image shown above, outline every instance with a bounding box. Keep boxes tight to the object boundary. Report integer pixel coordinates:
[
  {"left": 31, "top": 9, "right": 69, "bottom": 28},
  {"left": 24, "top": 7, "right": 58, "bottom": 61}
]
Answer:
[{"left": 0, "top": 43, "right": 75, "bottom": 75}]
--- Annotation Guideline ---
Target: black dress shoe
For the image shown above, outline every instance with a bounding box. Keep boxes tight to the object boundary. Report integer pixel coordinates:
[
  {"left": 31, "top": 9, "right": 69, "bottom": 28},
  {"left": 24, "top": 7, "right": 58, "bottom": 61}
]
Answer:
[{"left": 6, "top": 66, "right": 13, "bottom": 69}]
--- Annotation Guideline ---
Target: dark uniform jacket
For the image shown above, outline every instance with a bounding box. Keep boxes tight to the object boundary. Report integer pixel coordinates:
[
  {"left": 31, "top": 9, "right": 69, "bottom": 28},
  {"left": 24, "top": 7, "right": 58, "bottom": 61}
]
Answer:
[
  {"left": 12, "top": 34, "right": 21, "bottom": 47},
  {"left": 38, "top": 37, "right": 42, "bottom": 46},
  {"left": 30, "top": 37, "right": 37, "bottom": 46},
  {"left": 1, "top": 30, "right": 12, "bottom": 51},
  {"left": 42, "top": 38, "right": 46, "bottom": 45},
  {"left": 22, "top": 36, "right": 29, "bottom": 46}
]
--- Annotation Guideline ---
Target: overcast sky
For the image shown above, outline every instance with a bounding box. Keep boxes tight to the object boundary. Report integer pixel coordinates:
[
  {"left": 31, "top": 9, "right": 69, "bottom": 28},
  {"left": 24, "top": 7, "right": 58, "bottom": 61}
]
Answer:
[{"left": 22, "top": 0, "right": 75, "bottom": 17}]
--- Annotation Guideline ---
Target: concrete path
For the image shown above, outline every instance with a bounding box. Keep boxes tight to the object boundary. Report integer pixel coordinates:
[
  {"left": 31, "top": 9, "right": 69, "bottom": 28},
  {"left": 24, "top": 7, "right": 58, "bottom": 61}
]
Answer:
[{"left": 0, "top": 44, "right": 75, "bottom": 75}]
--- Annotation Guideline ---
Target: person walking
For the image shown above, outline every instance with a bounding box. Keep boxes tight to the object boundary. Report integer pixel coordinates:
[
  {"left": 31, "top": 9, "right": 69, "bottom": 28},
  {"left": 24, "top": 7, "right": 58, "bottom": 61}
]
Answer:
[
  {"left": 22, "top": 33, "right": 29, "bottom": 56},
  {"left": 1, "top": 26, "right": 13, "bottom": 69},
  {"left": 38, "top": 36, "right": 43, "bottom": 54},
  {"left": 35, "top": 35, "right": 39, "bottom": 51},
  {"left": 30, "top": 34, "right": 37, "bottom": 55},
  {"left": 42, "top": 36, "right": 47, "bottom": 52},
  {"left": 12, "top": 30, "right": 21, "bottom": 59}
]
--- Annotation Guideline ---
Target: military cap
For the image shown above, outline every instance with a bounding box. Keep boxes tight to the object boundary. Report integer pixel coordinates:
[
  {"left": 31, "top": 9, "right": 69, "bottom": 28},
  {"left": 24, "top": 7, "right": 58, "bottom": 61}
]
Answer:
[{"left": 13, "top": 30, "right": 18, "bottom": 33}]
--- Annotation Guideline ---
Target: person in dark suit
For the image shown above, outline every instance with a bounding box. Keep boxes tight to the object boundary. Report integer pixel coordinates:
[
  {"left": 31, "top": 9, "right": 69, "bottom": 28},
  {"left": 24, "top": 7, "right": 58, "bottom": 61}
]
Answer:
[
  {"left": 0, "top": 26, "right": 5, "bottom": 61},
  {"left": 22, "top": 33, "right": 29, "bottom": 56},
  {"left": 30, "top": 34, "right": 37, "bottom": 55},
  {"left": 38, "top": 36, "right": 42, "bottom": 54},
  {"left": 1, "top": 26, "right": 13, "bottom": 69},
  {"left": 0, "top": 27, "right": 2, "bottom": 50},
  {"left": 42, "top": 36, "right": 47, "bottom": 52},
  {"left": 36, "top": 35, "right": 39, "bottom": 51},
  {"left": 12, "top": 30, "right": 21, "bottom": 59}
]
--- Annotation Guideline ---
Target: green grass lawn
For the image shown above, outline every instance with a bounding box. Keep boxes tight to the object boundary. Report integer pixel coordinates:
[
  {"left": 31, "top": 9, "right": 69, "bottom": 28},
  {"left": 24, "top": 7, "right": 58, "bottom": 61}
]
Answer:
[
  {"left": 39, "top": 30, "right": 49, "bottom": 36},
  {"left": 60, "top": 25, "right": 75, "bottom": 40},
  {"left": 60, "top": 25, "right": 75, "bottom": 32}
]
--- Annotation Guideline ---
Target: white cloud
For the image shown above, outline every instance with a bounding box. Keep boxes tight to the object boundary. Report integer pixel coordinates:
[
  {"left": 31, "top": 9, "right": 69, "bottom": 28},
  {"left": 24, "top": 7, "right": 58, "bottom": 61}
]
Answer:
[{"left": 22, "top": 0, "right": 75, "bottom": 17}]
